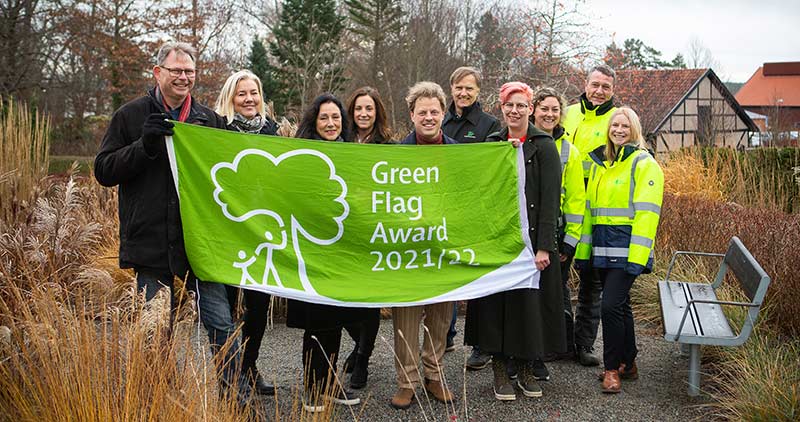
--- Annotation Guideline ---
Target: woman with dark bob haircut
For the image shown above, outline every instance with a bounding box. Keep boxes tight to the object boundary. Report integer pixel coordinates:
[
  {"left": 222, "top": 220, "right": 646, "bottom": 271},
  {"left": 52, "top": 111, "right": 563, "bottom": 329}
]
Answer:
[
  {"left": 287, "top": 92, "right": 371, "bottom": 412},
  {"left": 345, "top": 86, "right": 393, "bottom": 144}
]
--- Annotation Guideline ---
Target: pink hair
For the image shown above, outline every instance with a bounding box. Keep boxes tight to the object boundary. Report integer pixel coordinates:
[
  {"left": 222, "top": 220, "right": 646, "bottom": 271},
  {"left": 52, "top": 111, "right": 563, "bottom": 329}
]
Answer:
[{"left": 499, "top": 81, "right": 534, "bottom": 104}]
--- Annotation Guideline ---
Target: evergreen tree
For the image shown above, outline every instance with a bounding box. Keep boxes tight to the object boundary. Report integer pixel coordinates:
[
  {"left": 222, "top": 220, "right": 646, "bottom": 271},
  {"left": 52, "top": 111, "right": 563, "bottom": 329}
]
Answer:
[
  {"left": 247, "top": 36, "right": 282, "bottom": 112},
  {"left": 269, "top": 0, "right": 347, "bottom": 111},
  {"left": 345, "top": 0, "right": 403, "bottom": 81},
  {"left": 669, "top": 53, "right": 687, "bottom": 69},
  {"left": 472, "top": 11, "right": 513, "bottom": 86}
]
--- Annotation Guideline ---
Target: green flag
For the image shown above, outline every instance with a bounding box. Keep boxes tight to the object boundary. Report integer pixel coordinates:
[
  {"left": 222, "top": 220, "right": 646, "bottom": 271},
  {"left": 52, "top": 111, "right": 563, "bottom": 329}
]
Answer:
[{"left": 167, "top": 122, "right": 538, "bottom": 306}]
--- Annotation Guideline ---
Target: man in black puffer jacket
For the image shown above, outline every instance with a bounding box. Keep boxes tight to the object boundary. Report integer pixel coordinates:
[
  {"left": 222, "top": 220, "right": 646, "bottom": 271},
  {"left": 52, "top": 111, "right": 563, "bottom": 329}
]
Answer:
[{"left": 95, "top": 41, "right": 249, "bottom": 400}]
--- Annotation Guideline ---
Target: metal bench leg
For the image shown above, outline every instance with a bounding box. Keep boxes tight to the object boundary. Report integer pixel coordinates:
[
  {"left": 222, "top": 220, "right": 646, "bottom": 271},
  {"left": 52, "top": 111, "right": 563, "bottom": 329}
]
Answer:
[{"left": 688, "top": 344, "right": 701, "bottom": 396}]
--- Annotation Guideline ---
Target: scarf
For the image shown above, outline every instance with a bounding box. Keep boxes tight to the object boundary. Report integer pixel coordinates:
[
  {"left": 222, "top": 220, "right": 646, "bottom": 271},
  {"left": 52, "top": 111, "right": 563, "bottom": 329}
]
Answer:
[
  {"left": 155, "top": 86, "right": 191, "bottom": 122},
  {"left": 230, "top": 113, "right": 266, "bottom": 134}
]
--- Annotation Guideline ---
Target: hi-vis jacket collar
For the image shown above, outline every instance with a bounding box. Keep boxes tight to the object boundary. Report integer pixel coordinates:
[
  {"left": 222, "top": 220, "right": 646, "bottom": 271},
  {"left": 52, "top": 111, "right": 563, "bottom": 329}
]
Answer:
[{"left": 579, "top": 93, "right": 615, "bottom": 116}]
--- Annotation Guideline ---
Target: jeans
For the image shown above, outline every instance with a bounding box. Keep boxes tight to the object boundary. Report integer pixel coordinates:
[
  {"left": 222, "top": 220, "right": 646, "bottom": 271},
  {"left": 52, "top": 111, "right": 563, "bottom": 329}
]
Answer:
[
  {"left": 599, "top": 269, "right": 638, "bottom": 371},
  {"left": 136, "top": 270, "right": 241, "bottom": 384},
  {"left": 573, "top": 264, "right": 602, "bottom": 348}
]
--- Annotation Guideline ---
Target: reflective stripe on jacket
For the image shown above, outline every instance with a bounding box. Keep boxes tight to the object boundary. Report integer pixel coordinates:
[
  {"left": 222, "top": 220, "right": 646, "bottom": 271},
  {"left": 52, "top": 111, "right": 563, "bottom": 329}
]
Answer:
[
  {"left": 575, "top": 144, "right": 664, "bottom": 275},
  {"left": 561, "top": 96, "right": 616, "bottom": 179},
  {"left": 554, "top": 130, "right": 585, "bottom": 254}
]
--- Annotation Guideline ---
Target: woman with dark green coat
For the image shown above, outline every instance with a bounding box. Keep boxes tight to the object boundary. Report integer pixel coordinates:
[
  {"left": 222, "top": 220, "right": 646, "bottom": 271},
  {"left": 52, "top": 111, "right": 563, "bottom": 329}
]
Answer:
[{"left": 464, "top": 81, "right": 565, "bottom": 401}]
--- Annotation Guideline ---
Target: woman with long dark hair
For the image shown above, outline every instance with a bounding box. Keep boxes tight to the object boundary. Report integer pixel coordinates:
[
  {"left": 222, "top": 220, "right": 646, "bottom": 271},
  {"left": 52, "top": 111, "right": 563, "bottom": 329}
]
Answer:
[
  {"left": 287, "top": 92, "right": 368, "bottom": 412},
  {"left": 345, "top": 86, "right": 393, "bottom": 144},
  {"left": 337, "top": 87, "right": 393, "bottom": 390}
]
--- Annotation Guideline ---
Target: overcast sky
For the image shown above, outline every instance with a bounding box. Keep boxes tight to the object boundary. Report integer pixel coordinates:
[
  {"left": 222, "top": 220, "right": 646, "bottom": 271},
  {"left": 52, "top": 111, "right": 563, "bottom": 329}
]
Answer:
[{"left": 583, "top": 0, "right": 800, "bottom": 82}]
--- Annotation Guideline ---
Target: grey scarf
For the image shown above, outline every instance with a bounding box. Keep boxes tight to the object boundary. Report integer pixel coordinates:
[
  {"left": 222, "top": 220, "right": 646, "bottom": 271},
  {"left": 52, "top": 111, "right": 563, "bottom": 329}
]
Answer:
[{"left": 230, "top": 113, "right": 265, "bottom": 134}]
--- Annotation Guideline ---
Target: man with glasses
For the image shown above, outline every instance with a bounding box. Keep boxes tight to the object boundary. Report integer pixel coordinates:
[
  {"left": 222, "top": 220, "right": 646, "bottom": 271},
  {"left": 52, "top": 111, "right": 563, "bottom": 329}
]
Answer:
[{"left": 94, "top": 42, "right": 250, "bottom": 401}]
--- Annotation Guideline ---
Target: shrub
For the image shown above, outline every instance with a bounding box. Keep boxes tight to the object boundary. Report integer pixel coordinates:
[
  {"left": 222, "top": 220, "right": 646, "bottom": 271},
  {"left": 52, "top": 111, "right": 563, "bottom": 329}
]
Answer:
[
  {"left": 0, "top": 97, "right": 50, "bottom": 225},
  {"left": 657, "top": 193, "right": 800, "bottom": 338}
]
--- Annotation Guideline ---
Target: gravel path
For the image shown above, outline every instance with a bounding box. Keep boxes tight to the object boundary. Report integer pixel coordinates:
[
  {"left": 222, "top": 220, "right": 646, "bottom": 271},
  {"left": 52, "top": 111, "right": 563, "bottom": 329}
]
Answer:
[{"left": 232, "top": 317, "right": 710, "bottom": 421}]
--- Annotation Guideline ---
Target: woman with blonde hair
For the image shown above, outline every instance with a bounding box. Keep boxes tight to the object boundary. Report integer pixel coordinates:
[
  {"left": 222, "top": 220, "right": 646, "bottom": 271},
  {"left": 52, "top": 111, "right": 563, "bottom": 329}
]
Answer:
[
  {"left": 575, "top": 107, "right": 664, "bottom": 394},
  {"left": 215, "top": 69, "right": 278, "bottom": 135},
  {"left": 214, "top": 69, "right": 279, "bottom": 397}
]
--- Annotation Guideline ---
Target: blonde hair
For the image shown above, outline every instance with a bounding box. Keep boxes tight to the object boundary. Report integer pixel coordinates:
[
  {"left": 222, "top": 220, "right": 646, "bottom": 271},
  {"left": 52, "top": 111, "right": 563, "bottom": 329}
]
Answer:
[
  {"left": 405, "top": 81, "right": 447, "bottom": 112},
  {"left": 215, "top": 70, "right": 267, "bottom": 124},
  {"left": 606, "top": 107, "right": 646, "bottom": 161}
]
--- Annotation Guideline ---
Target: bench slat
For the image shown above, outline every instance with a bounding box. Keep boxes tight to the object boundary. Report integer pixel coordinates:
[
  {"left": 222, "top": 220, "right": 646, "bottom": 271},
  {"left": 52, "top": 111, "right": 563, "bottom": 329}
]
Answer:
[{"left": 659, "top": 281, "right": 735, "bottom": 342}]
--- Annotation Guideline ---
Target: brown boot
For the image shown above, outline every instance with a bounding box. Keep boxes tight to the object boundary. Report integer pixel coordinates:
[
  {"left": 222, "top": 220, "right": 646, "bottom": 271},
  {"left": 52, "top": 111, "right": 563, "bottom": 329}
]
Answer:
[
  {"left": 390, "top": 387, "right": 415, "bottom": 409},
  {"left": 597, "top": 362, "right": 639, "bottom": 381},
  {"left": 424, "top": 378, "right": 454, "bottom": 403},
  {"left": 601, "top": 370, "right": 621, "bottom": 394},
  {"left": 619, "top": 362, "right": 639, "bottom": 380}
]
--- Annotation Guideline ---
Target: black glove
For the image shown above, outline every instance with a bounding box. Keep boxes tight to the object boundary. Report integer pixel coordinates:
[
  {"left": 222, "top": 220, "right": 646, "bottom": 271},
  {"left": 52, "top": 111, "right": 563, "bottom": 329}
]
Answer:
[{"left": 141, "top": 113, "right": 174, "bottom": 156}]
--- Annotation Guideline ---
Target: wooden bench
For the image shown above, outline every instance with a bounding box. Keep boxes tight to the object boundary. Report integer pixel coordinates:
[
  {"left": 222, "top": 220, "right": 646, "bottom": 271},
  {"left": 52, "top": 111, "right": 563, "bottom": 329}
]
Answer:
[{"left": 657, "top": 236, "right": 770, "bottom": 396}]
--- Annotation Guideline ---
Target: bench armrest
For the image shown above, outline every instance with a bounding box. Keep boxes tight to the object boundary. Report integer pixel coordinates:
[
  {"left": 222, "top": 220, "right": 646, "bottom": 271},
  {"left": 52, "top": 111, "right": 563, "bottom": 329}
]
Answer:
[
  {"left": 673, "top": 298, "right": 761, "bottom": 342},
  {"left": 665, "top": 251, "right": 726, "bottom": 281}
]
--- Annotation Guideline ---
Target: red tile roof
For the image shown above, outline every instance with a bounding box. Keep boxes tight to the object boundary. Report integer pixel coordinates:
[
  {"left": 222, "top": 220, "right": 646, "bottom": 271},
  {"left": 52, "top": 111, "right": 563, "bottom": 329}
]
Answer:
[
  {"left": 613, "top": 69, "right": 708, "bottom": 134},
  {"left": 736, "top": 63, "right": 800, "bottom": 107}
]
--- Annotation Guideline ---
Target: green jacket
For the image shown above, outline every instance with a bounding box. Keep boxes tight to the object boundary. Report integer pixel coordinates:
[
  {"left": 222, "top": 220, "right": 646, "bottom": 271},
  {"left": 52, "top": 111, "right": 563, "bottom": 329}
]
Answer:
[{"left": 553, "top": 127, "right": 585, "bottom": 256}]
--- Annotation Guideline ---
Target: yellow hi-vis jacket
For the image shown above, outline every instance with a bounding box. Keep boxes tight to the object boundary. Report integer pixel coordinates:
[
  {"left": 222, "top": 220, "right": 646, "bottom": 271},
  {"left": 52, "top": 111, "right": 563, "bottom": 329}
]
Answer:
[
  {"left": 553, "top": 128, "right": 585, "bottom": 255},
  {"left": 575, "top": 144, "right": 664, "bottom": 275},
  {"left": 562, "top": 95, "right": 616, "bottom": 179}
]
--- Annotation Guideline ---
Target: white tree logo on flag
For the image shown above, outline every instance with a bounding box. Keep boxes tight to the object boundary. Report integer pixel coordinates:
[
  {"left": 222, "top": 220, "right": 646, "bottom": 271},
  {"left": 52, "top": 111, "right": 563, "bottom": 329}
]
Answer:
[{"left": 210, "top": 148, "right": 348, "bottom": 294}]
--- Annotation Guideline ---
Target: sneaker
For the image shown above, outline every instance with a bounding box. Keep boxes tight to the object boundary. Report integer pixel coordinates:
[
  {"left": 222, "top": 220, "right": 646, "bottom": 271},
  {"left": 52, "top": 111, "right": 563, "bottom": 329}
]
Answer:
[
  {"left": 302, "top": 391, "right": 325, "bottom": 413},
  {"left": 466, "top": 349, "right": 492, "bottom": 370},
  {"left": 576, "top": 345, "right": 600, "bottom": 367},
  {"left": 516, "top": 378, "right": 543, "bottom": 398},
  {"left": 517, "top": 360, "right": 543, "bottom": 398},
  {"left": 506, "top": 358, "right": 518, "bottom": 380},
  {"left": 532, "top": 359, "right": 550, "bottom": 381},
  {"left": 492, "top": 359, "right": 516, "bottom": 401},
  {"left": 390, "top": 387, "right": 415, "bottom": 410},
  {"left": 327, "top": 387, "right": 360, "bottom": 406}
]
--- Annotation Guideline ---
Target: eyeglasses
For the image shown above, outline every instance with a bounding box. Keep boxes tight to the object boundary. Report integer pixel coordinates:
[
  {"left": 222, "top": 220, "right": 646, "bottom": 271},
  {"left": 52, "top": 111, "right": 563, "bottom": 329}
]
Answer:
[
  {"left": 159, "top": 66, "right": 196, "bottom": 78},
  {"left": 502, "top": 102, "right": 529, "bottom": 111}
]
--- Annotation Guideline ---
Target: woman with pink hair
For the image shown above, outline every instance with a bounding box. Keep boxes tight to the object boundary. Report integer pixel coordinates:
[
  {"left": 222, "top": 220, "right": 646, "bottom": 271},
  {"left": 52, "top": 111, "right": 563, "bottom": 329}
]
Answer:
[{"left": 464, "top": 81, "right": 565, "bottom": 401}]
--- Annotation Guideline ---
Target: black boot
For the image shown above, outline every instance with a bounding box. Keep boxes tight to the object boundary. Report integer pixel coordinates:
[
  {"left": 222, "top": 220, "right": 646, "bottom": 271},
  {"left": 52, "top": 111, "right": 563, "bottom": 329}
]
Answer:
[
  {"left": 343, "top": 347, "right": 358, "bottom": 374},
  {"left": 349, "top": 353, "right": 369, "bottom": 389}
]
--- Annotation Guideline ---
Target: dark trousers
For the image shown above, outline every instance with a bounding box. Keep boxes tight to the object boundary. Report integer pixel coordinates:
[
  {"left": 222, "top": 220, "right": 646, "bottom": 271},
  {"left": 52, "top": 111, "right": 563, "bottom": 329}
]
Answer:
[
  {"left": 303, "top": 327, "right": 342, "bottom": 389},
  {"left": 599, "top": 269, "right": 638, "bottom": 371},
  {"left": 226, "top": 285, "right": 271, "bottom": 374},
  {"left": 574, "top": 263, "right": 602, "bottom": 348},
  {"left": 446, "top": 303, "right": 457, "bottom": 344},
  {"left": 343, "top": 309, "right": 381, "bottom": 358},
  {"left": 560, "top": 255, "right": 575, "bottom": 352}
]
